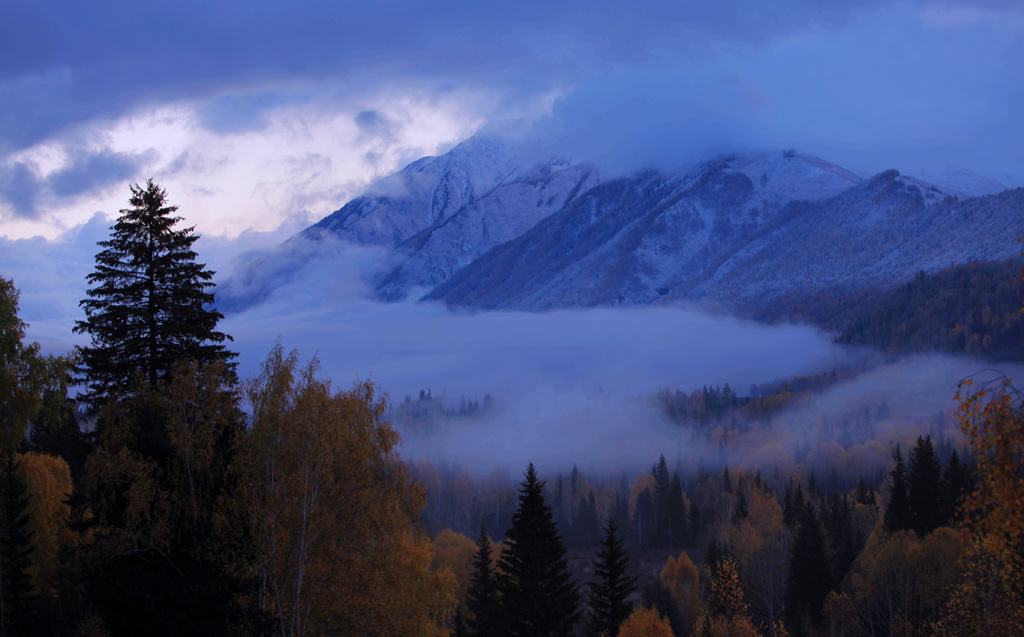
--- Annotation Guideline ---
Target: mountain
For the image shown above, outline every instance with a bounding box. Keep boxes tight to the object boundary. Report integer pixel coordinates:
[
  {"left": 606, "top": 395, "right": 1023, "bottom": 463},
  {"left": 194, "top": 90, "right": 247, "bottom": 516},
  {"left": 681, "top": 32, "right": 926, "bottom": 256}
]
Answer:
[
  {"left": 306, "top": 135, "right": 521, "bottom": 247},
  {"left": 424, "top": 151, "right": 868, "bottom": 310},
  {"left": 376, "top": 159, "right": 600, "bottom": 300},
  {"left": 226, "top": 135, "right": 1023, "bottom": 319}
]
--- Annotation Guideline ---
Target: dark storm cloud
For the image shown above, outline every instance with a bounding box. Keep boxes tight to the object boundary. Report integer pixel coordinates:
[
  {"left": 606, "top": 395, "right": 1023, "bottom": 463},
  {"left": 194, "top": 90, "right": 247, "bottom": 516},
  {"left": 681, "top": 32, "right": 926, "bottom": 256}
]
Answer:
[
  {"left": 0, "top": 149, "right": 150, "bottom": 220},
  {"left": 0, "top": 162, "right": 43, "bottom": 218},
  {"left": 48, "top": 149, "right": 148, "bottom": 198},
  {"left": 0, "top": 0, "right": 886, "bottom": 150}
]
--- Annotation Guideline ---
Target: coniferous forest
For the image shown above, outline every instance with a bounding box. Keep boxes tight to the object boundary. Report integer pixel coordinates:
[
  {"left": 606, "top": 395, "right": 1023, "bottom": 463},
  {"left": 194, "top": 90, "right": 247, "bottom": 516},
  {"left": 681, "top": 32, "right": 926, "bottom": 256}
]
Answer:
[{"left": 1, "top": 181, "right": 1023, "bottom": 637}]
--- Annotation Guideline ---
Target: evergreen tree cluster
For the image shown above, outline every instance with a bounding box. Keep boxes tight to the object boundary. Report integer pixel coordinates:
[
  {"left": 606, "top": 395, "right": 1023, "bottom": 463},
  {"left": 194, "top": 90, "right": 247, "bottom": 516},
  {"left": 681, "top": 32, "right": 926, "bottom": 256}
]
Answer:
[
  {"left": 465, "top": 464, "right": 639, "bottom": 637},
  {"left": 883, "top": 435, "right": 974, "bottom": 536},
  {"left": 838, "top": 258, "right": 1024, "bottom": 362}
]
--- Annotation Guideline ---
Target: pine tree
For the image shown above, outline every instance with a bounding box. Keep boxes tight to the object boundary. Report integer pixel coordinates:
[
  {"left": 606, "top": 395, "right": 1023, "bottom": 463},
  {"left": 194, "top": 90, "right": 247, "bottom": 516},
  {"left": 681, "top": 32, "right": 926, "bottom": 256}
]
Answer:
[
  {"left": 732, "top": 477, "right": 749, "bottom": 525},
  {"left": 0, "top": 453, "right": 35, "bottom": 636},
  {"left": 908, "top": 434, "right": 946, "bottom": 536},
  {"left": 496, "top": 463, "right": 580, "bottom": 636},
  {"left": 666, "top": 473, "right": 687, "bottom": 550},
  {"left": 942, "top": 448, "right": 973, "bottom": 522},
  {"left": 589, "top": 517, "right": 636, "bottom": 637},
  {"left": 466, "top": 524, "right": 500, "bottom": 637},
  {"left": 786, "top": 502, "right": 834, "bottom": 632},
  {"left": 74, "top": 180, "right": 235, "bottom": 409},
  {"left": 884, "top": 444, "right": 912, "bottom": 533}
]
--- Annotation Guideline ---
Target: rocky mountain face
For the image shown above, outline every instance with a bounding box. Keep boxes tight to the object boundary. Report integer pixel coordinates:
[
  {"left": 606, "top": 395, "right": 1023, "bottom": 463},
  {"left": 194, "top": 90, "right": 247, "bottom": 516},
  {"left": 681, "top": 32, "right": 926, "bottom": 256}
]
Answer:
[{"left": 225, "top": 135, "right": 1023, "bottom": 317}]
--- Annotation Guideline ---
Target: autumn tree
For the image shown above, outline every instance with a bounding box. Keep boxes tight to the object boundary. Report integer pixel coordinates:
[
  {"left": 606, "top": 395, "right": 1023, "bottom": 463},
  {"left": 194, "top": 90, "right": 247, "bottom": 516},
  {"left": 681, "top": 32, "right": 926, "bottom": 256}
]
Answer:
[
  {"left": 0, "top": 278, "right": 45, "bottom": 454},
  {"left": 660, "top": 550, "right": 700, "bottom": 634},
  {"left": 934, "top": 373, "right": 1024, "bottom": 635},
  {"left": 16, "top": 452, "right": 73, "bottom": 595},
  {"left": 696, "top": 554, "right": 758, "bottom": 637},
  {"left": 496, "top": 463, "right": 580, "bottom": 636},
  {"left": 618, "top": 606, "right": 673, "bottom": 637},
  {"left": 74, "top": 180, "right": 235, "bottom": 409},
  {"left": 0, "top": 278, "right": 48, "bottom": 635},
  {"left": 589, "top": 517, "right": 635, "bottom": 637},
  {"left": 239, "top": 345, "right": 454, "bottom": 636}
]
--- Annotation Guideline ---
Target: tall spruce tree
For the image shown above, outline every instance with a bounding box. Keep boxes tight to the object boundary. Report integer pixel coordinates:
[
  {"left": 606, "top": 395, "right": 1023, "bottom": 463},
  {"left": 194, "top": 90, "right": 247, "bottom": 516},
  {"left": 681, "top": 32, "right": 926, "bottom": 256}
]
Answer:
[
  {"left": 74, "top": 180, "right": 235, "bottom": 409},
  {"left": 496, "top": 463, "right": 580, "bottom": 636},
  {"left": 942, "top": 448, "right": 973, "bottom": 522},
  {"left": 883, "top": 443, "right": 912, "bottom": 533},
  {"left": 786, "top": 502, "right": 834, "bottom": 632},
  {"left": 588, "top": 517, "right": 636, "bottom": 637},
  {"left": 908, "top": 434, "right": 945, "bottom": 536},
  {"left": 466, "top": 524, "right": 500, "bottom": 637},
  {"left": 0, "top": 453, "right": 35, "bottom": 636}
]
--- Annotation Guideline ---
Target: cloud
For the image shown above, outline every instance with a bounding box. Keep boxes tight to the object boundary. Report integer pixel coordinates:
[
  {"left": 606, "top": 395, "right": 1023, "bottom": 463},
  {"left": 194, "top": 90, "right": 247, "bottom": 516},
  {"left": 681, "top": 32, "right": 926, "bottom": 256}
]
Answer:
[
  {"left": 4, "top": 0, "right": 1023, "bottom": 241},
  {"left": 0, "top": 161, "right": 43, "bottom": 218},
  {"left": 0, "top": 1, "right": 900, "bottom": 153},
  {"left": 48, "top": 149, "right": 150, "bottom": 198}
]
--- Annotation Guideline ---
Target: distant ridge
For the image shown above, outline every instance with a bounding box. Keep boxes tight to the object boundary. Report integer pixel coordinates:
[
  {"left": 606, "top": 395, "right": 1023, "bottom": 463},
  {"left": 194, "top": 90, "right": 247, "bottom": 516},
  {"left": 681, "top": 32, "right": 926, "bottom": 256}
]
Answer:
[{"left": 221, "top": 135, "right": 1024, "bottom": 319}]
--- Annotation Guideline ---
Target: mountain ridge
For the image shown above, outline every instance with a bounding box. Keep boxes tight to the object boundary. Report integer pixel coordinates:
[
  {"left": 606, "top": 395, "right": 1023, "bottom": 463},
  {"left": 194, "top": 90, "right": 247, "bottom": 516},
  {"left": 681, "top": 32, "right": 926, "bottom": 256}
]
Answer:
[{"left": 220, "top": 136, "right": 1023, "bottom": 319}]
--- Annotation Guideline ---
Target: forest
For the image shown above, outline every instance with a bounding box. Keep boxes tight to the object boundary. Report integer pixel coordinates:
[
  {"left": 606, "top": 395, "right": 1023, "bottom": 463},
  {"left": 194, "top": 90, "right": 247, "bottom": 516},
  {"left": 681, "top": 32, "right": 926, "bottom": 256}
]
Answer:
[{"left": 0, "top": 180, "right": 1022, "bottom": 637}]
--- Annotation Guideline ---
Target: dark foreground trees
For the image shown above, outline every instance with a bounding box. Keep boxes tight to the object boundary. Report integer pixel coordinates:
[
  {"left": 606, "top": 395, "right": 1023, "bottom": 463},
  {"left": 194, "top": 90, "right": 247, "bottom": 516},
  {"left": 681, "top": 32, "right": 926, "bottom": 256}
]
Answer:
[
  {"left": 74, "top": 180, "right": 235, "bottom": 408},
  {"left": 466, "top": 524, "right": 500, "bottom": 637},
  {"left": 589, "top": 517, "right": 636, "bottom": 637},
  {"left": 495, "top": 463, "right": 580, "bottom": 636}
]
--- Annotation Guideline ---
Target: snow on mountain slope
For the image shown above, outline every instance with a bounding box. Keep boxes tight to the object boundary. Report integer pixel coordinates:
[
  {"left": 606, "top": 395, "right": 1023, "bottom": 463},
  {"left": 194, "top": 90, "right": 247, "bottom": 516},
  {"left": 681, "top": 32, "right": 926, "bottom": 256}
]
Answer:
[
  {"left": 307, "top": 136, "right": 520, "bottom": 247},
  {"left": 229, "top": 139, "right": 1019, "bottom": 318},
  {"left": 685, "top": 172, "right": 1024, "bottom": 311},
  {"left": 376, "top": 160, "right": 600, "bottom": 300},
  {"left": 426, "top": 152, "right": 870, "bottom": 310}
]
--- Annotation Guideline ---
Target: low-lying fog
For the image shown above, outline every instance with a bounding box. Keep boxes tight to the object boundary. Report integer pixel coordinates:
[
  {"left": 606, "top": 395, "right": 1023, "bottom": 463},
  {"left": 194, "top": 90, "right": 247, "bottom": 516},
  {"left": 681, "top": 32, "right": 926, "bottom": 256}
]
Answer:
[{"left": 6, "top": 229, "right": 1013, "bottom": 477}]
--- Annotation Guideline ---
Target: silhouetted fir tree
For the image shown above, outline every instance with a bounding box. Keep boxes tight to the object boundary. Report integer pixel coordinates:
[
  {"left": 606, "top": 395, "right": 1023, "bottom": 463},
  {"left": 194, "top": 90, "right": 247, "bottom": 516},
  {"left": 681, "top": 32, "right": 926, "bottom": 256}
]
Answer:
[
  {"left": 909, "top": 434, "right": 946, "bottom": 536},
  {"left": 74, "top": 180, "right": 236, "bottom": 410},
  {"left": 589, "top": 518, "right": 636, "bottom": 637},
  {"left": 466, "top": 524, "right": 500, "bottom": 637},
  {"left": 733, "top": 477, "right": 749, "bottom": 525},
  {"left": 572, "top": 492, "right": 602, "bottom": 548},
  {"left": 634, "top": 489, "right": 655, "bottom": 549},
  {"left": 722, "top": 464, "right": 733, "bottom": 493},
  {"left": 28, "top": 381, "right": 88, "bottom": 476},
  {"left": 942, "top": 448, "right": 973, "bottom": 522},
  {"left": 786, "top": 502, "right": 834, "bottom": 634},
  {"left": 666, "top": 473, "right": 687, "bottom": 550},
  {"left": 653, "top": 455, "right": 670, "bottom": 544},
  {"left": 784, "top": 483, "right": 806, "bottom": 528},
  {"left": 452, "top": 605, "right": 468, "bottom": 637},
  {"left": 883, "top": 443, "right": 913, "bottom": 533},
  {"left": 824, "top": 493, "right": 857, "bottom": 584},
  {"left": 0, "top": 453, "right": 35, "bottom": 636},
  {"left": 610, "top": 489, "right": 630, "bottom": 536},
  {"left": 783, "top": 483, "right": 795, "bottom": 526},
  {"left": 855, "top": 477, "right": 876, "bottom": 507},
  {"left": 496, "top": 464, "right": 580, "bottom": 636}
]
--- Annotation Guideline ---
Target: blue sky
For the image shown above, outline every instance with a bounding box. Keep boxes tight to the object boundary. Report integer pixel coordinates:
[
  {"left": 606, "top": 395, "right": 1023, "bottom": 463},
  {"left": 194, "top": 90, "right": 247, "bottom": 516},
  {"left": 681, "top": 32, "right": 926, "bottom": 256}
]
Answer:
[{"left": 1, "top": 0, "right": 1021, "bottom": 242}]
